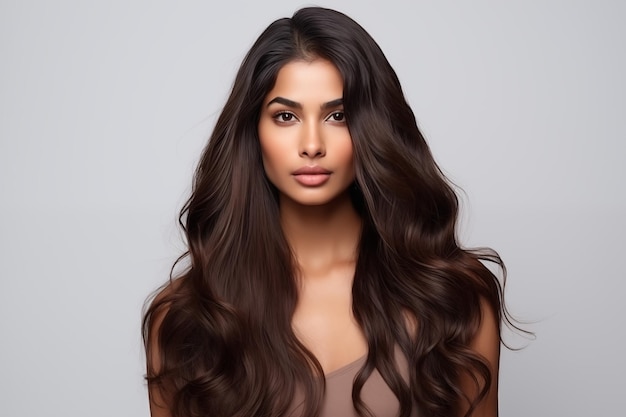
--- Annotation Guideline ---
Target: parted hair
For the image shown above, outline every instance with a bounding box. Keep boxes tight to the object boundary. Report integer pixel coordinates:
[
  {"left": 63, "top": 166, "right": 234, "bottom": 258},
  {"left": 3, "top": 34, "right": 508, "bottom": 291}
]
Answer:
[{"left": 143, "top": 7, "right": 509, "bottom": 417}]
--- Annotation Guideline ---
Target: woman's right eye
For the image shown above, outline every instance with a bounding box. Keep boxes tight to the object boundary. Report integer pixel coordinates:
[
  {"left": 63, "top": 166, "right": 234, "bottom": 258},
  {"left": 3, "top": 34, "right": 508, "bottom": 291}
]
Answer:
[{"left": 274, "top": 112, "right": 296, "bottom": 123}]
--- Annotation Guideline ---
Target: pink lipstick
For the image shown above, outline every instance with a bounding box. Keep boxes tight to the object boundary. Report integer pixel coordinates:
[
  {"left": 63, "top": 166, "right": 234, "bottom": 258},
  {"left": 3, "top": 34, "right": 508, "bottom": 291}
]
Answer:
[{"left": 292, "top": 166, "right": 331, "bottom": 186}]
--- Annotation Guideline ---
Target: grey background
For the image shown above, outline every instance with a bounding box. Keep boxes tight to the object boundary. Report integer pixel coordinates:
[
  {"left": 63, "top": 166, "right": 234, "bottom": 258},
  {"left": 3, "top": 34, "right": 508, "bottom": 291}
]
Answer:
[{"left": 1, "top": 0, "right": 624, "bottom": 416}]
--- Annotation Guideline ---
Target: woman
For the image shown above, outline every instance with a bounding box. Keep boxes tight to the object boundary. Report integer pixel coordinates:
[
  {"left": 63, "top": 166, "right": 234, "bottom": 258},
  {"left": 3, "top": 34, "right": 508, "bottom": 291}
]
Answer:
[{"left": 144, "top": 7, "right": 509, "bottom": 417}]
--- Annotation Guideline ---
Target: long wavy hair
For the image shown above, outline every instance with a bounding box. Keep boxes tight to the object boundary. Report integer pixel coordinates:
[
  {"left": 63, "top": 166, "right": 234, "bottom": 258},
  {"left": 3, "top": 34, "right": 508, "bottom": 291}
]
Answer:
[{"left": 144, "top": 7, "right": 511, "bottom": 417}]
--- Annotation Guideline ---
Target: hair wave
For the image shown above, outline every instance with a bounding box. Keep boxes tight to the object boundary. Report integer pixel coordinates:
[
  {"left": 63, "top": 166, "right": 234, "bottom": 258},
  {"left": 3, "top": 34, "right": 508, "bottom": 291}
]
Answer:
[{"left": 144, "top": 7, "right": 513, "bottom": 417}]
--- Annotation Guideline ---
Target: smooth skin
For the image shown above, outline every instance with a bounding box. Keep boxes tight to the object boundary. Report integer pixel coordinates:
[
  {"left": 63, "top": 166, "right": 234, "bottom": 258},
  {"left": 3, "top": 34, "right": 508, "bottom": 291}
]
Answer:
[
  {"left": 258, "top": 59, "right": 367, "bottom": 374},
  {"left": 148, "top": 59, "right": 500, "bottom": 416}
]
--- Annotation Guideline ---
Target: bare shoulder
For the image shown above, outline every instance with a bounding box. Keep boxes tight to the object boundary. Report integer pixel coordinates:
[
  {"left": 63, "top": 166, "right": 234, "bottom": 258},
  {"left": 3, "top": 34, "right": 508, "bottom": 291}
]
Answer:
[
  {"left": 145, "top": 278, "right": 183, "bottom": 349},
  {"left": 471, "top": 298, "right": 501, "bottom": 363},
  {"left": 144, "top": 278, "right": 184, "bottom": 417},
  {"left": 145, "top": 277, "right": 187, "bottom": 364},
  {"left": 458, "top": 298, "right": 501, "bottom": 417}
]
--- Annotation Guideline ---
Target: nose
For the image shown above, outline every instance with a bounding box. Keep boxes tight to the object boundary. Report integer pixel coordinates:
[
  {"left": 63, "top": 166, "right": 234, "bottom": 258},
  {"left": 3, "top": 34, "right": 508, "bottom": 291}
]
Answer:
[{"left": 299, "top": 123, "right": 325, "bottom": 158}]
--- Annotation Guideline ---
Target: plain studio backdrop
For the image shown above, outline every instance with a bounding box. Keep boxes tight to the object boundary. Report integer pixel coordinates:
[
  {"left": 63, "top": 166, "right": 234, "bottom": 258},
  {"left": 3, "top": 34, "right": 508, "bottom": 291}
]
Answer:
[{"left": 1, "top": 1, "right": 624, "bottom": 416}]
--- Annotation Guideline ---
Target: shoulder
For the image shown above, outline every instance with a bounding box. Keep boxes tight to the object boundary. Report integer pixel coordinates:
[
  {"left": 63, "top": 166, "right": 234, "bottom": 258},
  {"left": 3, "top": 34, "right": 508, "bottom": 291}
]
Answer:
[
  {"left": 404, "top": 297, "right": 500, "bottom": 416},
  {"left": 145, "top": 278, "right": 184, "bottom": 344},
  {"left": 145, "top": 277, "right": 188, "bottom": 364},
  {"left": 458, "top": 297, "right": 501, "bottom": 417},
  {"left": 144, "top": 278, "right": 185, "bottom": 417},
  {"left": 471, "top": 298, "right": 500, "bottom": 360}
]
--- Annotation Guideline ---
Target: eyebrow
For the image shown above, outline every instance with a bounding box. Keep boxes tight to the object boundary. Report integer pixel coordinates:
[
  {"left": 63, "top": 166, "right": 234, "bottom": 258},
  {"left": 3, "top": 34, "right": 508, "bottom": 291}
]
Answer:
[{"left": 266, "top": 97, "right": 343, "bottom": 110}]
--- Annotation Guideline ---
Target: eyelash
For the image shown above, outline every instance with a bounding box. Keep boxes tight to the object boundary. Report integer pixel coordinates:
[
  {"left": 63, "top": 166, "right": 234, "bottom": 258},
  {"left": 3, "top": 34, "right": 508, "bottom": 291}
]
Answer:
[
  {"left": 273, "top": 111, "right": 297, "bottom": 123},
  {"left": 327, "top": 111, "right": 345, "bottom": 122},
  {"left": 272, "top": 111, "right": 346, "bottom": 123}
]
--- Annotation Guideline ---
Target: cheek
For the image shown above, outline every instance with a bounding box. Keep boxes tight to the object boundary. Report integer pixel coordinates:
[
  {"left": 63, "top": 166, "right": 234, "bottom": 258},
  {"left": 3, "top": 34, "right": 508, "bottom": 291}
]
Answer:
[
  {"left": 259, "top": 139, "right": 282, "bottom": 170},
  {"left": 258, "top": 123, "right": 282, "bottom": 176}
]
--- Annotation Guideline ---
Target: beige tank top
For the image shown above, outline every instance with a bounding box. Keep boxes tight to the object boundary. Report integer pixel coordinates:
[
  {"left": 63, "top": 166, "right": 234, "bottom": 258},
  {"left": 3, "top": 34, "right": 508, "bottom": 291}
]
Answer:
[{"left": 288, "top": 346, "right": 419, "bottom": 417}]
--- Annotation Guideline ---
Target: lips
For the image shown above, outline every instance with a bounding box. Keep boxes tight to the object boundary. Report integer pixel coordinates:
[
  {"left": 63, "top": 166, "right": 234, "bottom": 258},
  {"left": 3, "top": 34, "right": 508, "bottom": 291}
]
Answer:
[
  {"left": 292, "top": 166, "right": 331, "bottom": 175},
  {"left": 292, "top": 166, "right": 332, "bottom": 186}
]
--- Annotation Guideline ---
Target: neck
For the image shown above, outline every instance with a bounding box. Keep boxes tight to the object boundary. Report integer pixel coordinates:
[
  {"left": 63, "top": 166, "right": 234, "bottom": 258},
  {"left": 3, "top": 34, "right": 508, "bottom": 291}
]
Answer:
[{"left": 279, "top": 192, "right": 362, "bottom": 277}]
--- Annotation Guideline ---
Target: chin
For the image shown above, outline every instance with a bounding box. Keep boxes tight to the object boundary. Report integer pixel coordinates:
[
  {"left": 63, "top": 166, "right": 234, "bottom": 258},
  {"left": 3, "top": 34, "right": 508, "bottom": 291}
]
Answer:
[{"left": 280, "top": 190, "right": 352, "bottom": 208}]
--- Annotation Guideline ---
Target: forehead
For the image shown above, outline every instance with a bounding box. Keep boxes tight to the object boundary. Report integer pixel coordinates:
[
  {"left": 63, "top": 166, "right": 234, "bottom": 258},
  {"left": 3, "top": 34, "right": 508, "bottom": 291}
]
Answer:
[{"left": 264, "top": 59, "right": 344, "bottom": 103}]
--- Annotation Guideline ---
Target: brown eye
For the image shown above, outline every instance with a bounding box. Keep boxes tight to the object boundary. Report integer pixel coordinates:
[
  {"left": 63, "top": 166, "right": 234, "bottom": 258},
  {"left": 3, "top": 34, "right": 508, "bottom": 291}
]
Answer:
[
  {"left": 328, "top": 111, "right": 345, "bottom": 122},
  {"left": 275, "top": 112, "right": 296, "bottom": 123}
]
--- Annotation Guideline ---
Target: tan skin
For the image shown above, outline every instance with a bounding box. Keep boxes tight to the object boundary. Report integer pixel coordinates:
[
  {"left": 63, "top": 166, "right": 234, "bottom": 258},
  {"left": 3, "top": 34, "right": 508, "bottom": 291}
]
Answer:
[
  {"left": 148, "top": 59, "right": 500, "bottom": 416},
  {"left": 259, "top": 60, "right": 367, "bottom": 374},
  {"left": 282, "top": 195, "right": 366, "bottom": 374}
]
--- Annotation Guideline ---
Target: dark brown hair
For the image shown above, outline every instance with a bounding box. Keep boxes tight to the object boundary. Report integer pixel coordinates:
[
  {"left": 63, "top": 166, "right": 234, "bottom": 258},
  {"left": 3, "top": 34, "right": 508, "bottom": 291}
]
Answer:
[{"left": 144, "top": 7, "right": 511, "bottom": 417}]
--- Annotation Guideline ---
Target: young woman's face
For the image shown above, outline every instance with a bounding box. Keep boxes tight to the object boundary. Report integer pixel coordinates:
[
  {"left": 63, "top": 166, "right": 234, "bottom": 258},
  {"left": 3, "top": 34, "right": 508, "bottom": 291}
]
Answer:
[{"left": 258, "top": 59, "right": 354, "bottom": 207}]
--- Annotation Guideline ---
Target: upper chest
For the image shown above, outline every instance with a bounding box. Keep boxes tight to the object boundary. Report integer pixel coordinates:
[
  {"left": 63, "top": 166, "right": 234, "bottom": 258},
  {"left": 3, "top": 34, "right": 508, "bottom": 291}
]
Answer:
[{"left": 291, "top": 261, "right": 367, "bottom": 374}]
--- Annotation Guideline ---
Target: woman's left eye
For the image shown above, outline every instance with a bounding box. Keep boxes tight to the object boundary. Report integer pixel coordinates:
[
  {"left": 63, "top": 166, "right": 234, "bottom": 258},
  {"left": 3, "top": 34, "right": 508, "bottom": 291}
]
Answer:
[{"left": 327, "top": 111, "right": 345, "bottom": 122}]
